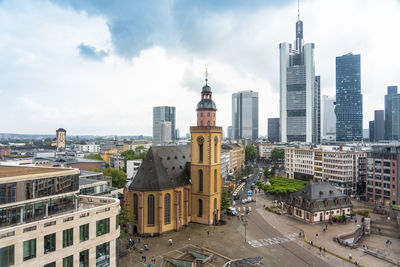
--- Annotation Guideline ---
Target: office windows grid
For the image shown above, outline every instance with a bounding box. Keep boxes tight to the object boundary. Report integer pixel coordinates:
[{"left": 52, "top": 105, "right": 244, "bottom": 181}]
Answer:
[
  {"left": 80, "top": 249, "right": 89, "bottom": 267},
  {"left": 63, "top": 255, "right": 73, "bottom": 267},
  {"left": 44, "top": 233, "right": 56, "bottom": 254},
  {"left": 0, "top": 245, "right": 14, "bottom": 267},
  {"left": 96, "top": 242, "right": 110, "bottom": 267}
]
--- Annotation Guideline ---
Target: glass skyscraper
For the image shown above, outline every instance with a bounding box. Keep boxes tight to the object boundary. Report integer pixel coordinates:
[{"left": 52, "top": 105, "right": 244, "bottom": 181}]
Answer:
[
  {"left": 385, "top": 86, "right": 400, "bottom": 141},
  {"left": 153, "top": 106, "right": 176, "bottom": 145},
  {"left": 279, "top": 16, "right": 320, "bottom": 143},
  {"left": 335, "top": 53, "right": 363, "bottom": 142},
  {"left": 268, "top": 118, "right": 280, "bottom": 143},
  {"left": 232, "top": 90, "right": 259, "bottom": 141}
]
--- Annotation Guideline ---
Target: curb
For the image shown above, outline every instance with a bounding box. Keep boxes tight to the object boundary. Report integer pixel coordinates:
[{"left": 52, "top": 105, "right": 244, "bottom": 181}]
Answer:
[{"left": 299, "top": 228, "right": 363, "bottom": 267}]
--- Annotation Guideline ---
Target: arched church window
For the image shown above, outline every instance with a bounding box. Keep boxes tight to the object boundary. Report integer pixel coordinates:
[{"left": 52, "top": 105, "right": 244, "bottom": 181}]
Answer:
[
  {"left": 198, "top": 199, "right": 203, "bottom": 217},
  {"left": 199, "top": 170, "right": 203, "bottom": 192},
  {"left": 147, "top": 195, "right": 155, "bottom": 225},
  {"left": 133, "top": 194, "right": 138, "bottom": 223},
  {"left": 164, "top": 193, "right": 171, "bottom": 224},
  {"left": 214, "top": 169, "right": 218, "bottom": 193}
]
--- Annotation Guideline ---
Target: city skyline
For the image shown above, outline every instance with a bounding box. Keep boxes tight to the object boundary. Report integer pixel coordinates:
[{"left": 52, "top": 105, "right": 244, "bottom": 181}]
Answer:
[{"left": 1, "top": 0, "right": 400, "bottom": 135}]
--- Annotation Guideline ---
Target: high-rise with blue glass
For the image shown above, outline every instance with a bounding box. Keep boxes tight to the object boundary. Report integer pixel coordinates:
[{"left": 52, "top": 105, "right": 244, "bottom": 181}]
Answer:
[
  {"left": 385, "top": 86, "right": 400, "bottom": 141},
  {"left": 335, "top": 53, "right": 363, "bottom": 142}
]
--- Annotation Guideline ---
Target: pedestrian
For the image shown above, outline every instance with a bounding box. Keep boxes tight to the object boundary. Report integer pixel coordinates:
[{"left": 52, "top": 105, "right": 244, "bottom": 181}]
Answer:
[
  {"left": 323, "top": 228, "right": 325, "bottom": 232},
  {"left": 348, "top": 253, "right": 352, "bottom": 260},
  {"left": 325, "top": 223, "right": 328, "bottom": 230},
  {"left": 299, "top": 232, "right": 302, "bottom": 238},
  {"left": 237, "top": 214, "right": 239, "bottom": 221},
  {"left": 138, "top": 237, "right": 141, "bottom": 243},
  {"left": 142, "top": 255, "right": 145, "bottom": 262},
  {"left": 319, "top": 247, "right": 321, "bottom": 255},
  {"left": 129, "top": 238, "right": 132, "bottom": 248},
  {"left": 207, "top": 230, "right": 210, "bottom": 237},
  {"left": 387, "top": 216, "right": 390, "bottom": 223},
  {"left": 169, "top": 239, "right": 173, "bottom": 246},
  {"left": 316, "top": 233, "right": 318, "bottom": 239},
  {"left": 151, "top": 257, "right": 156, "bottom": 265},
  {"left": 323, "top": 247, "right": 326, "bottom": 255}
]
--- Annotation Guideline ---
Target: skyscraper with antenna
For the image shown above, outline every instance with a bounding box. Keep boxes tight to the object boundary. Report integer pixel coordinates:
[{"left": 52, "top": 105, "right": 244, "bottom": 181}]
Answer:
[{"left": 279, "top": 0, "right": 320, "bottom": 144}]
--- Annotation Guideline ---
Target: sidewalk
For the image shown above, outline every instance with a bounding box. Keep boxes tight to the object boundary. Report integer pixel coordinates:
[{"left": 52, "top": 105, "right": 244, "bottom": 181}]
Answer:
[{"left": 255, "top": 194, "right": 394, "bottom": 267}]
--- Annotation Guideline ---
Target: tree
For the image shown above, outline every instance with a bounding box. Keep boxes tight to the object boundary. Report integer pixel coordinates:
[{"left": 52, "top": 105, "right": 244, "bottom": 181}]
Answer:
[
  {"left": 270, "top": 148, "right": 284, "bottom": 162},
  {"left": 221, "top": 189, "right": 232, "bottom": 211},
  {"left": 118, "top": 205, "right": 135, "bottom": 238},
  {"left": 270, "top": 166, "right": 276, "bottom": 176},
  {"left": 263, "top": 167, "right": 269, "bottom": 177},
  {"left": 103, "top": 167, "right": 127, "bottom": 188},
  {"left": 245, "top": 145, "right": 258, "bottom": 161},
  {"left": 84, "top": 153, "right": 103, "bottom": 161}
]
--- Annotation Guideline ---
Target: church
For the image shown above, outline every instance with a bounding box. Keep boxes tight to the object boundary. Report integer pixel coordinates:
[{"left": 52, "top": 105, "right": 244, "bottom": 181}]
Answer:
[{"left": 124, "top": 76, "right": 222, "bottom": 235}]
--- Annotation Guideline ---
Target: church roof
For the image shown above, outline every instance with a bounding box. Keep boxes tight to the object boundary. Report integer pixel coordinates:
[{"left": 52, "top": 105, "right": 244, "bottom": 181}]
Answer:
[
  {"left": 196, "top": 99, "right": 216, "bottom": 110},
  {"left": 56, "top": 128, "right": 66, "bottom": 132},
  {"left": 128, "top": 145, "right": 191, "bottom": 191}
]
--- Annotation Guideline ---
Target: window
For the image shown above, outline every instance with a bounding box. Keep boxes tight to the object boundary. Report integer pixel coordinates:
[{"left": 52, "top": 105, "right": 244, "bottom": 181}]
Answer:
[
  {"left": 23, "top": 239, "right": 36, "bottom": 261},
  {"left": 63, "top": 228, "right": 73, "bottom": 248},
  {"left": 214, "top": 198, "right": 217, "bottom": 210},
  {"left": 200, "top": 112, "right": 203, "bottom": 117},
  {"left": 198, "top": 199, "right": 203, "bottom": 217},
  {"left": 80, "top": 224, "right": 89, "bottom": 242},
  {"left": 147, "top": 195, "right": 155, "bottom": 225},
  {"left": 164, "top": 193, "right": 171, "bottom": 224},
  {"left": 44, "top": 262, "right": 56, "bottom": 267},
  {"left": 0, "top": 245, "right": 14, "bottom": 266},
  {"left": 178, "top": 191, "right": 182, "bottom": 218},
  {"left": 44, "top": 233, "right": 56, "bottom": 254},
  {"left": 96, "top": 242, "right": 110, "bottom": 267},
  {"left": 207, "top": 121, "right": 210, "bottom": 126},
  {"left": 207, "top": 112, "right": 210, "bottom": 117},
  {"left": 63, "top": 255, "right": 73, "bottom": 267},
  {"left": 96, "top": 218, "right": 110, "bottom": 236},
  {"left": 80, "top": 249, "right": 89, "bottom": 267},
  {"left": 214, "top": 169, "right": 218, "bottom": 193},
  {"left": 133, "top": 194, "right": 138, "bottom": 223},
  {"left": 199, "top": 144, "right": 203, "bottom": 162},
  {"left": 214, "top": 144, "right": 217, "bottom": 163},
  {"left": 199, "top": 170, "right": 203, "bottom": 192}
]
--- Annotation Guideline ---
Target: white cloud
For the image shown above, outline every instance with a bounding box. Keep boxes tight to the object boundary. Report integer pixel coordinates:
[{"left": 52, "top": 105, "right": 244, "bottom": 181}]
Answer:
[{"left": 0, "top": 0, "right": 400, "bottom": 136}]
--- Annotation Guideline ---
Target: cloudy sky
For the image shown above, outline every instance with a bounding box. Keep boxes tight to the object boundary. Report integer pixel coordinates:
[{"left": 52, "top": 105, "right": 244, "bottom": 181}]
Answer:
[{"left": 1, "top": 0, "right": 399, "bottom": 136}]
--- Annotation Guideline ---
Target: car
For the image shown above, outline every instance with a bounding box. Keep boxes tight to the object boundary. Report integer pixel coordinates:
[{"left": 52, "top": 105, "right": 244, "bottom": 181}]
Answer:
[
  {"left": 242, "top": 199, "right": 247, "bottom": 204},
  {"left": 233, "top": 195, "right": 240, "bottom": 200},
  {"left": 227, "top": 207, "right": 237, "bottom": 216}
]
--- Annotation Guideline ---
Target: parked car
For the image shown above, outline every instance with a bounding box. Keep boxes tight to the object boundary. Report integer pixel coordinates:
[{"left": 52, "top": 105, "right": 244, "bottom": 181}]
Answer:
[{"left": 227, "top": 207, "right": 237, "bottom": 216}]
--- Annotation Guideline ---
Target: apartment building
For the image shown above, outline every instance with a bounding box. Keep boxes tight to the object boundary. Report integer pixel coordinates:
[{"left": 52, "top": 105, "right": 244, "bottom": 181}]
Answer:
[
  {"left": 367, "top": 145, "right": 400, "bottom": 205},
  {"left": 0, "top": 166, "right": 120, "bottom": 267},
  {"left": 221, "top": 144, "right": 245, "bottom": 175},
  {"left": 285, "top": 145, "right": 366, "bottom": 195}
]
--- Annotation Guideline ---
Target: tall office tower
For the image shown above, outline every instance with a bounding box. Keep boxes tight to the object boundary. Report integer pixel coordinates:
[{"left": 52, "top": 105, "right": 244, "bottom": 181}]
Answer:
[
  {"left": 232, "top": 90, "right": 259, "bottom": 141},
  {"left": 385, "top": 86, "right": 400, "bottom": 141},
  {"left": 153, "top": 106, "right": 176, "bottom": 145},
  {"left": 335, "top": 53, "right": 363, "bottom": 141},
  {"left": 374, "top": 110, "right": 385, "bottom": 142},
  {"left": 153, "top": 121, "right": 171, "bottom": 145},
  {"left": 175, "top": 129, "right": 180, "bottom": 140},
  {"left": 268, "top": 118, "right": 280, "bottom": 143},
  {"left": 322, "top": 95, "right": 336, "bottom": 138},
  {"left": 227, "top": 126, "right": 233, "bottom": 140},
  {"left": 369, "top": 121, "right": 375, "bottom": 142},
  {"left": 279, "top": 11, "right": 320, "bottom": 143}
]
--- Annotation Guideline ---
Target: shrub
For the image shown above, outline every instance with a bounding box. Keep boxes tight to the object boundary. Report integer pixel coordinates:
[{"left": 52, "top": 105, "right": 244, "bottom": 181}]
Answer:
[{"left": 356, "top": 210, "right": 370, "bottom": 217}]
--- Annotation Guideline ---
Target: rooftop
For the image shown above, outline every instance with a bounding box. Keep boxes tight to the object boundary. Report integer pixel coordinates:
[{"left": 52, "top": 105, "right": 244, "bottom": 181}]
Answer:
[{"left": 0, "top": 165, "right": 76, "bottom": 179}]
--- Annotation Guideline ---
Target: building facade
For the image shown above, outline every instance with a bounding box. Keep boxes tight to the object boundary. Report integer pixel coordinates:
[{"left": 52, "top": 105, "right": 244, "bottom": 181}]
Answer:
[
  {"left": 385, "top": 86, "right": 400, "bottom": 141},
  {"left": 285, "top": 145, "right": 367, "bottom": 195},
  {"left": 232, "top": 91, "right": 259, "bottom": 141},
  {"left": 367, "top": 145, "right": 400, "bottom": 205},
  {"left": 0, "top": 166, "right": 120, "bottom": 267},
  {"left": 322, "top": 95, "right": 336, "bottom": 139},
  {"left": 124, "top": 77, "right": 222, "bottom": 235},
  {"left": 279, "top": 16, "right": 320, "bottom": 144},
  {"left": 56, "top": 128, "right": 66, "bottom": 151},
  {"left": 267, "top": 118, "right": 280, "bottom": 143},
  {"left": 374, "top": 110, "right": 385, "bottom": 142},
  {"left": 0, "top": 145, "right": 11, "bottom": 160},
  {"left": 335, "top": 53, "right": 363, "bottom": 142},
  {"left": 286, "top": 183, "right": 352, "bottom": 223},
  {"left": 369, "top": 121, "right": 375, "bottom": 142},
  {"left": 153, "top": 106, "right": 176, "bottom": 145}
]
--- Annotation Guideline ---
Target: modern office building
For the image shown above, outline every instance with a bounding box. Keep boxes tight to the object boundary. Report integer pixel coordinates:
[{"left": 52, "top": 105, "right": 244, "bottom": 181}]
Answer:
[
  {"left": 385, "top": 86, "right": 400, "bottom": 141},
  {"left": 268, "top": 118, "right": 280, "bottom": 143},
  {"left": 0, "top": 166, "right": 120, "bottom": 267},
  {"left": 279, "top": 14, "right": 320, "bottom": 143},
  {"left": 374, "top": 110, "right": 385, "bottom": 142},
  {"left": 227, "top": 126, "right": 233, "bottom": 140},
  {"left": 335, "top": 53, "right": 363, "bottom": 142},
  {"left": 153, "top": 121, "right": 172, "bottom": 145},
  {"left": 322, "top": 95, "right": 336, "bottom": 139},
  {"left": 56, "top": 128, "right": 66, "bottom": 151},
  {"left": 232, "top": 90, "right": 259, "bottom": 141},
  {"left": 369, "top": 121, "right": 375, "bottom": 142},
  {"left": 367, "top": 145, "right": 400, "bottom": 205},
  {"left": 153, "top": 106, "right": 176, "bottom": 145},
  {"left": 285, "top": 145, "right": 367, "bottom": 195}
]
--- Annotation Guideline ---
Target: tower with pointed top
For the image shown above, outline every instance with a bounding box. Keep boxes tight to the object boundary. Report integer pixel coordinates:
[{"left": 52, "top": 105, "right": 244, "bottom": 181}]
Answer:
[
  {"left": 279, "top": 1, "right": 320, "bottom": 144},
  {"left": 190, "top": 72, "right": 222, "bottom": 225}
]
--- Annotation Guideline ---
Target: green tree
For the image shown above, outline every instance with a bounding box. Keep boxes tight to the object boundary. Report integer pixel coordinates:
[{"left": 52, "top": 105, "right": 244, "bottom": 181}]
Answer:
[
  {"left": 245, "top": 145, "right": 258, "bottom": 161},
  {"left": 84, "top": 153, "right": 103, "bottom": 161},
  {"left": 220, "top": 189, "right": 232, "bottom": 211},
  {"left": 271, "top": 148, "right": 284, "bottom": 162},
  {"left": 103, "top": 167, "right": 127, "bottom": 188},
  {"left": 270, "top": 166, "right": 276, "bottom": 176},
  {"left": 118, "top": 205, "right": 135, "bottom": 238},
  {"left": 263, "top": 167, "right": 269, "bottom": 177}
]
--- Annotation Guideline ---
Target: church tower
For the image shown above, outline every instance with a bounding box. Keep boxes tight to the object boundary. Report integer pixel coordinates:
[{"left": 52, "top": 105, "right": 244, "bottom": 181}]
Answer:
[{"left": 190, "top": 71, "right": 222, "bottom": 225}]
